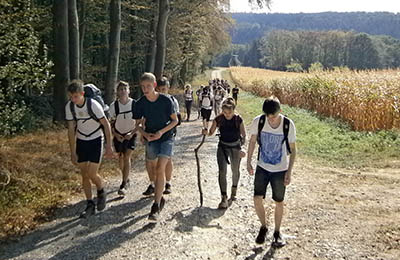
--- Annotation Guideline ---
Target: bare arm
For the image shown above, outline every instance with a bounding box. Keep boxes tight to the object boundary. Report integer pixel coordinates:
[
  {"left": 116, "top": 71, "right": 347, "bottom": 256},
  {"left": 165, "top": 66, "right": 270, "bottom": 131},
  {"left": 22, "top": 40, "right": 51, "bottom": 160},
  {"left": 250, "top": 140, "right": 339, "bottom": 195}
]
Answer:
[
  {"left": 202, "top": 120, "right": 217, "bottom": 136},
  {"left": 246, "top": 134, "right": 257, "bottom": 175},
  {"left": 284, "top": 142, "right": 297, "bottom": 186},
  {"left": 239, "top": 122, "right": 246, "bottom": 145},
  {"left": 147, "top": 113, "right": 178, "bottom": 141},
  {"left": 67, "top": 120, "right": 77, "bottom": 165},
  {"left": 99, "top": 117, "right": 114, "bottom": 157}
]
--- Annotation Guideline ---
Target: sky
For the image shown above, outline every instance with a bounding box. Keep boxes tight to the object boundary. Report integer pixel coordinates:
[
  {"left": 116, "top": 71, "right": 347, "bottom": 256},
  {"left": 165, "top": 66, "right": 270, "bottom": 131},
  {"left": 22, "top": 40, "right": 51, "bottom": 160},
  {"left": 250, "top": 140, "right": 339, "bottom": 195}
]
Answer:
[{"left": 229, "top": 0, "right": 400, "bottom": 13}]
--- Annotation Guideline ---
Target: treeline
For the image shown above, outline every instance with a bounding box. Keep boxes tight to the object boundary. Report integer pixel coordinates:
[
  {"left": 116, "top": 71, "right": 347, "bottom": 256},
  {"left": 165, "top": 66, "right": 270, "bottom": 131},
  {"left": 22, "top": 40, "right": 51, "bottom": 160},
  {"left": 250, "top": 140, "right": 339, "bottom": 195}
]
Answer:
[
  {"left": 0, "top": 0, "right": 231, "bottom": 135},
  {"left": 213, "top": 30, "right": 400, "bottom": 71},
  {"left": 230, "top": 12, "right": 400, "bottom": 44}
]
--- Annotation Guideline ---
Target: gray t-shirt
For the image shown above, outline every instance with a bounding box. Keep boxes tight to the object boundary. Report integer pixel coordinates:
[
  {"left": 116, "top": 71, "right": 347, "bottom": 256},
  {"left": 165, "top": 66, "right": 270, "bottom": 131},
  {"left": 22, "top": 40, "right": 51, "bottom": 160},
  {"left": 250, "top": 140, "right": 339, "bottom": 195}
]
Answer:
[{"left": 133, "top": 93, "right": 176, "bottom": 141}]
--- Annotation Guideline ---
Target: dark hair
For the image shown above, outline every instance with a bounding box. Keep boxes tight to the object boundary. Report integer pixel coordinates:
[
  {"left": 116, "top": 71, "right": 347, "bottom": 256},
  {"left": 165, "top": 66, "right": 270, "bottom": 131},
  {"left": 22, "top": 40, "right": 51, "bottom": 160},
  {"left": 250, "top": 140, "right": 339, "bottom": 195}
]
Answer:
[
  {"left": 262, "top": 96, "right": 281, "bottom": 115},
  {"left": 140, "top": 72, "right": 156, "bottom": 83},
  {"left": 117, "top": 80, "right": 129, "bottom": 90},
  {"left": 222, "top": 97, "right": 236, "bottom": 110},
  {"left": 157, "top": 76, "right": 170, "bottom": 87},
  {"left": 67, "top": 80, "right": 84, "bottom": 94}
]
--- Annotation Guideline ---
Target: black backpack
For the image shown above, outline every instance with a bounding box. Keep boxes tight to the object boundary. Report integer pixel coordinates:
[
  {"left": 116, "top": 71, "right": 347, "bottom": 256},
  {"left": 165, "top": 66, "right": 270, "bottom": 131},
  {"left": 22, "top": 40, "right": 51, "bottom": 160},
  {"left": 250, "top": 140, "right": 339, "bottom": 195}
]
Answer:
[
  {"left": 257, "top": 115, "right": 291, "bottom": 157},
  {"left": 69, "top": 84, "right": 109, "bottom": 137}
]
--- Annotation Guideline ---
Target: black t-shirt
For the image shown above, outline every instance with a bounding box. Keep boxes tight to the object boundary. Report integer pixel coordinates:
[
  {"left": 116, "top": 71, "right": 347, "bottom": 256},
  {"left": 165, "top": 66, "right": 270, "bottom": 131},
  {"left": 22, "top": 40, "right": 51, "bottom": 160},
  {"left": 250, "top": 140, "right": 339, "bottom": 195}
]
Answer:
[
  {"left": 232, "top": 87, "right": 239, "bottom": 95},
  {"left": 133, "top": 93, "right": 176, "bottom": 141},
  {"left": 215, "top": 114, "right": 243, "bottom": 143}
]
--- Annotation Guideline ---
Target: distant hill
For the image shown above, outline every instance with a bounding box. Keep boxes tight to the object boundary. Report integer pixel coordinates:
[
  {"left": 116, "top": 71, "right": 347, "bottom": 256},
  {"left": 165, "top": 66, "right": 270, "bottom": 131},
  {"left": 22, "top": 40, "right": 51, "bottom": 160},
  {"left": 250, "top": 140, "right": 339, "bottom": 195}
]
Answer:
[{"left": 230, "top": 12, "right": 400, "bottom": 44}]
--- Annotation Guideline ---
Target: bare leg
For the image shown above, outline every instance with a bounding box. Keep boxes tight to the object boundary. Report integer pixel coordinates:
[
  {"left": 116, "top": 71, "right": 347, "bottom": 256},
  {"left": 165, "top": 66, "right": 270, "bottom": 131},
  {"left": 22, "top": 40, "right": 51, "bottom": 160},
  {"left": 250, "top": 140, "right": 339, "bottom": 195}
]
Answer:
[
  {"left": 154, "top": 157, "right": 169, "bottom": 204},
  {"left": 254, "top": 196, "right": 268, "bottom": 227},
  {"left": 274, "top": 201, "right": 284, "bottom": 231}
]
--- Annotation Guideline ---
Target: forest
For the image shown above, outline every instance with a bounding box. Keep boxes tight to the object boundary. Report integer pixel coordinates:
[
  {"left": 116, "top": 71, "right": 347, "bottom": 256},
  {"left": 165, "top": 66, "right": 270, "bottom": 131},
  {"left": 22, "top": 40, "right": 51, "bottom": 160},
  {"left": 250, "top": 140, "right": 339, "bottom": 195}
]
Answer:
[
  {"left": 230, "top": 12, "right": 400, "bottom": 44},
  {"left": 0, "top": 0, "right": 233, "bottom": 136},
  {"left": 213, "top": 30, "right": 400, "bottom": 71}
]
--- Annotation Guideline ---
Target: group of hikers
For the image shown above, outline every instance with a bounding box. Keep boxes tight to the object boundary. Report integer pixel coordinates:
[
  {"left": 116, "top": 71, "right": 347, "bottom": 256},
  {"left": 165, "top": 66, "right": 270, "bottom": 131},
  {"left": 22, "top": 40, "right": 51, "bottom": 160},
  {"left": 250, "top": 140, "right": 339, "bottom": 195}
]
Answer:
[{"left": 65, "top": 72, "right": 296, "bottom": 247}]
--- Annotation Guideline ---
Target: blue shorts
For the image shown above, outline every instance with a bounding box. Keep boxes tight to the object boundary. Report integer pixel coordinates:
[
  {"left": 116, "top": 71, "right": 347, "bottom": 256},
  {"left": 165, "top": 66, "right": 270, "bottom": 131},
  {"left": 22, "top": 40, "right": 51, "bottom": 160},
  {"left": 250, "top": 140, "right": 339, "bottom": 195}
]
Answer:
[{"left": 145, "top": 138, "right": 174, "bottom": 160}]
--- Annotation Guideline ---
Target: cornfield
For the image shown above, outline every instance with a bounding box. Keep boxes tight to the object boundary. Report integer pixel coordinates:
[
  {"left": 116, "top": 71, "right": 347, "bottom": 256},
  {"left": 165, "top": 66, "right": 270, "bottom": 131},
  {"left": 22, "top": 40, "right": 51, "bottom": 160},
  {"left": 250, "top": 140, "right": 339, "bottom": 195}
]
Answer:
[{"left": 230, "top": 66, "right": 400, "bottom": 131}]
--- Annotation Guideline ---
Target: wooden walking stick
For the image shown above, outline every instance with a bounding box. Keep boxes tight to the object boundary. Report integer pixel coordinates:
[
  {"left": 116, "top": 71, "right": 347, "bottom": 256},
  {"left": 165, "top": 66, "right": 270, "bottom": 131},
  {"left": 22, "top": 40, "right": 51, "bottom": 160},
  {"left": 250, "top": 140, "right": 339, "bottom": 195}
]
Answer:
[{"left": 194, "top": 134, "right": 206, "bottom": 206}]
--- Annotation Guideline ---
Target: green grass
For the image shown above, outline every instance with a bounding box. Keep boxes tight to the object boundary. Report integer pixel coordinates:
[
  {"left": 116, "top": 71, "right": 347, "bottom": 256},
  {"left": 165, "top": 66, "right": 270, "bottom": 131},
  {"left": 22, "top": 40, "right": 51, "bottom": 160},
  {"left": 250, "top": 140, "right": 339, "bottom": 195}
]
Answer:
[{"left": 222, "top": 69, "right": 400, "bottom": 169}]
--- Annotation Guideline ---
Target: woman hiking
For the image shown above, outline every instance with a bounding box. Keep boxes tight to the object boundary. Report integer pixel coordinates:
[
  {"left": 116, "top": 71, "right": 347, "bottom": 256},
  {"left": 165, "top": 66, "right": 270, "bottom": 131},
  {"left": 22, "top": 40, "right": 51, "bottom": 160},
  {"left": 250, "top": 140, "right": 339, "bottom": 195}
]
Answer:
[{"left": 202, "top": 97, "right": 246, "bottom": 209}]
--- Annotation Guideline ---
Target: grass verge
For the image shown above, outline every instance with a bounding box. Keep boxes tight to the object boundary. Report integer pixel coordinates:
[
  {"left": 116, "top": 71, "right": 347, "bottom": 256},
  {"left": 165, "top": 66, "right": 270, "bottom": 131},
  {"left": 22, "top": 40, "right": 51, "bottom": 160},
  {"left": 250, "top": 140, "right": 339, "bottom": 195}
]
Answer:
[{"left": 0, "top": 126, "right": 142, "bottom": 241}]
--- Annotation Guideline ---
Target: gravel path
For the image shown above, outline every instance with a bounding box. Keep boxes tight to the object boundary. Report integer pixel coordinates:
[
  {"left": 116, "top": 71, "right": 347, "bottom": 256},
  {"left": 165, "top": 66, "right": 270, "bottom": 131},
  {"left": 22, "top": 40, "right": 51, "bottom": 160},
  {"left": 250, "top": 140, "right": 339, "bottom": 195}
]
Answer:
[{"left": 1, "top": 73, "right": 399, "bottom": 259}]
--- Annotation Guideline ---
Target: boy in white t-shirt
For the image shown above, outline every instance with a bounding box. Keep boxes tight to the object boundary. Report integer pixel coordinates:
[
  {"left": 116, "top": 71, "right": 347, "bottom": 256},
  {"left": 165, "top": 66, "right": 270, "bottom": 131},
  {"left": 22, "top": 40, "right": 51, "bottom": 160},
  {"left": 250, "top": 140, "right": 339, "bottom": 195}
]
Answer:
[
  {"left": 109, "top": 81, "right": 138, "bottom": 196},
  {"left": 65, "top": 80, "right": 114, "bottom": 218},
  {"left": 247, "top": 96, "right": 297, "bottom": 247}
]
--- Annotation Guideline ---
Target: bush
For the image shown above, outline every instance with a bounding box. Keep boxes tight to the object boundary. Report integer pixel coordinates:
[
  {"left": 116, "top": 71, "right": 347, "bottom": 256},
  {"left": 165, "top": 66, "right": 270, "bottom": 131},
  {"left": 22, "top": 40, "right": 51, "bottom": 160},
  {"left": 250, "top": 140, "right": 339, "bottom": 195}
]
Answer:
[{"left": 286, "top": 61, "right": 303, "bottom": 72}]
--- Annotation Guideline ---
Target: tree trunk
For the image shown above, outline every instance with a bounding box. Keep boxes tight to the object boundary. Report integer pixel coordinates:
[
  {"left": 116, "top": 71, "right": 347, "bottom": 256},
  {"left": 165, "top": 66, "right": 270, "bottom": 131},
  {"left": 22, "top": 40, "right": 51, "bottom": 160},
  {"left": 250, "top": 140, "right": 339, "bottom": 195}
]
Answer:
[
  {"left": 144, "top": 0, "right": 158, "bottom": 73},
  {"left": 154, "top": 0, "right": 170, "bottom": 79},
  {"left": 78, "top": 0, "right": 86, "bottom": 79},
  {"left": 68, "top": 0, "right": 80, "bottom": 80},
  {"left": 104, "top": 0, "right": 121, "bottom": 105},
  {"left": 53, "top": 0, "right": 69, "bottom": 122}
]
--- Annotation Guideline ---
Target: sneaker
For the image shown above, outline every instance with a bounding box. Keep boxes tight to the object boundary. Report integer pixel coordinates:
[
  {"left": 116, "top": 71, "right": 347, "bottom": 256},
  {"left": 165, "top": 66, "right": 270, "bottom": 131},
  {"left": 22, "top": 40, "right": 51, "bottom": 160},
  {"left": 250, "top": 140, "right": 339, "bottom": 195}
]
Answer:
[
  {"left": 272, "top": 231, "right": 286, "bottom": 247},
  {"left": 118, "top": 180, "right": 130, "bottom": 196},
  {"left": 148, "top": 203, "right": 159, "bottom": 221},
  {"left": 218, "top": 196, "right": 228, "bottom": 209},
  {"left": 142, "top": 184, "right": 155, "bottom": 196},
  {"left": 255, "top": 226, "right": 268, "bottom": 244},
  {"left": 79, "top": 200, "right": 95, "bottom": 218},
  {"left": 96, "top": 189, "right": 107, "bottom": 211},
  {"left": 163, "top": 183, "right": 172, "bottom": 194}
]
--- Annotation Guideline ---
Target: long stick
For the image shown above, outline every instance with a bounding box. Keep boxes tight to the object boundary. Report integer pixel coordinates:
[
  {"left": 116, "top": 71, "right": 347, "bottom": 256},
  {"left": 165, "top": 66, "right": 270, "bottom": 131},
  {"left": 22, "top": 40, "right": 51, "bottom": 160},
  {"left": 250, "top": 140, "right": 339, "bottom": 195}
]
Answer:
[{"left": 194, "top": 134, "right": 206, "bottom": 206}]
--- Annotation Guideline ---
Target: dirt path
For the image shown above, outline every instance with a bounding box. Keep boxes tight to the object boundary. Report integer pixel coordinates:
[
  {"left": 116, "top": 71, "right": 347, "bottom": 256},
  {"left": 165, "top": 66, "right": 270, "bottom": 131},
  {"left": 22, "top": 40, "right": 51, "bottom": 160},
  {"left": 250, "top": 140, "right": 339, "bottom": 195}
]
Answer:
[{"left": 1, "top": 71, "right": 399, "bottom": 260}]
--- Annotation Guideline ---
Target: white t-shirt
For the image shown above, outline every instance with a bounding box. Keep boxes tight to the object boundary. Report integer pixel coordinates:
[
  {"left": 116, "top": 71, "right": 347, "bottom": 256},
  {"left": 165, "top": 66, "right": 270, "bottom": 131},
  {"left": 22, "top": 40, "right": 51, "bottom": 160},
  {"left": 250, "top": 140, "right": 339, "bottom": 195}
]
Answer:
[
  {"left": 200, "top": 92, "right": 213, "bottom": 109},
  {"left": 109, "top": 98, "right": 136, "bottom": 135},
  {"left": 65, "top": 98, "right": 105, "bottom": 141},
  {"left": 249, "top": 114, "right": 296, "bottom": 172}
]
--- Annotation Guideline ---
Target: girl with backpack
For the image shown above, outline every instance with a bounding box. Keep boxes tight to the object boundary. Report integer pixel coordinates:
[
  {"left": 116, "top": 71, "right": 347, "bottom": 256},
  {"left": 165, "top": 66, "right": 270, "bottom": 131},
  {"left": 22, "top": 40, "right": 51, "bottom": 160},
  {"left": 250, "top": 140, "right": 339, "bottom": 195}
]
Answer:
[
  {"left": 201, "top": 97, "right": 246, "bottom": 209},
  {"left": 184, "top": 84, "right": 193, "bottom": 121}
]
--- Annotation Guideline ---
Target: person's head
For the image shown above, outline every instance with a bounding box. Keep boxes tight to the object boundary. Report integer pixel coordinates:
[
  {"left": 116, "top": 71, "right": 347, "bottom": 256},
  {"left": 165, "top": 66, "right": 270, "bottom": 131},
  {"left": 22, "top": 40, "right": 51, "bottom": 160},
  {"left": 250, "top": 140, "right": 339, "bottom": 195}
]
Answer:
[
  {"left": 221, "top": 97, "right": 236, "bottom": 119},
  {"left": 116, "top": 80, "right": 130, "bottom": 99},
  {"left": 67, "top": 80, "right": 85, "bottom": 105},
  {"left": 156, "top": 76, "right": 170, "bottom": 94},
  {"left": 263, "top": 96, "right": 281, "bottom": 122},
  {"left": 185, "top": 84, "right": 191, "bottom": 90},
  {"left": 139, "top": 72, "right": 157, "bottom": 96}
]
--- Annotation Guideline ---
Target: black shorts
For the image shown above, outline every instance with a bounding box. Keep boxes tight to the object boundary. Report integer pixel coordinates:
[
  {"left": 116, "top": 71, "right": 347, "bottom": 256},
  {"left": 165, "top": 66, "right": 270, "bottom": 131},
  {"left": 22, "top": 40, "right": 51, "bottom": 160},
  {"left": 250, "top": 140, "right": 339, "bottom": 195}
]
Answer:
[
  {"left": 76, "top": 137, "right": 103, "bottom": 164},
  {"left": 254, "top": 166, "right": 286, "bottom": 202},
  {"left": 113, "top": 135, "right": 136, "bottom": 153},
  {"left": 201, "top": 108, "right": 212, "bottom": 121}
]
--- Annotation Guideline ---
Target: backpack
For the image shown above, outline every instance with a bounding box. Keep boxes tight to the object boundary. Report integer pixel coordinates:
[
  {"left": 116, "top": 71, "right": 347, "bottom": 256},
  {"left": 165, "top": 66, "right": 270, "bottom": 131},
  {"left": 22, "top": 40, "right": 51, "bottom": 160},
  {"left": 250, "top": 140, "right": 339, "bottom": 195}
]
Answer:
[
  {"left": 257, "top": 115, "right": 291, "bottom": 157},
  {"left": 170, "top": 95, "right": 181, "bottom": 126},
  {"left": 69, "top": 84, "right": 109, "bottom": 137},
  {"left": 201, "top": 91, "right": 212, "bottom": 108}
]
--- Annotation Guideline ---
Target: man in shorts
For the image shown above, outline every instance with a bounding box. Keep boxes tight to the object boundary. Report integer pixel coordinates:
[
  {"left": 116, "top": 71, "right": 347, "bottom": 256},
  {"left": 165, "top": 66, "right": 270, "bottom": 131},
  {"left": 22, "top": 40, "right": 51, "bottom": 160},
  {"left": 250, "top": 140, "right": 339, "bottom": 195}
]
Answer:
[
  {"left": 133, "top": 73, "right": 178, "bottom": 221},
  {"left": 65, "top": 80, "right": 114, "bottom": 218},
  {"left": 247, "top": 96, "right": 297, "bottom": 247},
  {"left": 109, "top": 81, "right": 137, "bottom": 196}
]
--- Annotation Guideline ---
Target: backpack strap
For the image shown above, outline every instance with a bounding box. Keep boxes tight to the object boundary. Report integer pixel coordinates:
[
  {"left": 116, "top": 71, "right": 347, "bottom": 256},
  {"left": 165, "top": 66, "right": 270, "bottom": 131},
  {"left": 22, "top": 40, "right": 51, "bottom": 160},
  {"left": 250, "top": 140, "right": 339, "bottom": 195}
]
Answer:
[
  {"left": 86, "top": 98, "right": 99, "bottom": 122},
  {"left": 282, "top": 116, "right": 291, "bottom": 154},
  {"left": 69, "top": 101, "right": 76, "bottom": 121},
  {"left": 256, "top": 115, "right": 266, "bottom": 160},
  {"left": 114, "top": 101, "right": 120, "bottom": 117}
]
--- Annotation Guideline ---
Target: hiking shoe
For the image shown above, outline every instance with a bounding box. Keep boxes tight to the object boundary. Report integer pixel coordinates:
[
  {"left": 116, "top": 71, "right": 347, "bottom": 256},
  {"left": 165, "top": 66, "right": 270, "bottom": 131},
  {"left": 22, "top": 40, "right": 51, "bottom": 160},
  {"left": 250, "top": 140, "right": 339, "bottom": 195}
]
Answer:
[
  {"left": 96, "top": 189, "right": 107, "bottom": 211},
  {"left": 148, "top": 203, "right": 159, "bottom": 221},
  {"left": 256, "top": 226, "right": 268, "bottom": 244},
  {"left": 163, "top": 183, "right": 172, "bottom": 194},
  {"left": 142, "top": 184, "right": 155, "bottom": 196},
  {"left": 118, "top": 180, "right": 130, "bottom": 196},
  {"left": 79, "top": 200, "right": 95, "bottom": 218},
  {"left": 218, "top": 196, "right": 228, "bottom": 209},
  {"left": 272, "top": 231, "right": 286, "bottom": 247}
]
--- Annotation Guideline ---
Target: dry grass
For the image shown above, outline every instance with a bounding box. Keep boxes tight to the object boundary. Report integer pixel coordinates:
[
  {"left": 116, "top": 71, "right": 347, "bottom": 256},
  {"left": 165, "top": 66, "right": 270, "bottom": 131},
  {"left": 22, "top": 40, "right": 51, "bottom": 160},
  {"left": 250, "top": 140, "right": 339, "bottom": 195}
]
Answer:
[
  {"left": 0, "top": 126, "right": 140, "bottom": 240},
  {"left": 230, "top": 66, "right": 400, "bottom": 131}
]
